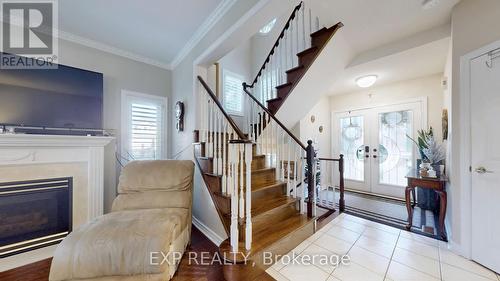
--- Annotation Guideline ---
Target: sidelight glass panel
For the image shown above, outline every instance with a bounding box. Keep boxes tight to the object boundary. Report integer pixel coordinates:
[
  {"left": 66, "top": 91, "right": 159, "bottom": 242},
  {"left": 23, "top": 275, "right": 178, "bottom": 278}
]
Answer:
[
  {"left": 340, "top": 116, "right": 364, "bottom": 181},
  {"left": 378, "top": 110, "right": 414, "bottom": 186}
]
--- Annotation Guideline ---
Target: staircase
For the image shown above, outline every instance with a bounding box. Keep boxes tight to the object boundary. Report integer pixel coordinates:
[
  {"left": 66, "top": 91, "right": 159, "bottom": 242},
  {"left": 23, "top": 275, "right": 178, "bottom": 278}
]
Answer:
[
  {"left": 194, "top": 77, "right": 315, "bottom": 267},
  {"left": 192, "top": 1, "right": 346, "bottom": 274},
  {"left": 244, "top": 1, "right": 343, "bottom": 115}
]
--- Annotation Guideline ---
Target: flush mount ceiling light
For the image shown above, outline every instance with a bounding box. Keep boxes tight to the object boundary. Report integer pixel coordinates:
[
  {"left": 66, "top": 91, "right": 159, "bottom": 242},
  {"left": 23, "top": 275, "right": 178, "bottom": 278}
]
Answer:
[
  {"left": 422, "top": 0, "right": 440, "bottom": 10},
  {"left": 355, "top": 75, "right": 377, "bottom": 88},
  {"left": 259, "top": 18, "right": 277, "bottom": 34}
]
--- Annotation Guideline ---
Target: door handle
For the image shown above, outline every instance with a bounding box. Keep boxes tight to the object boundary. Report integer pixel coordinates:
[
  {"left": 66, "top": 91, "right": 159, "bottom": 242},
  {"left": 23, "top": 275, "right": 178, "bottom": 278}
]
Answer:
[{"left": 475, "top": 167, "right": 494, "bottom": 174}]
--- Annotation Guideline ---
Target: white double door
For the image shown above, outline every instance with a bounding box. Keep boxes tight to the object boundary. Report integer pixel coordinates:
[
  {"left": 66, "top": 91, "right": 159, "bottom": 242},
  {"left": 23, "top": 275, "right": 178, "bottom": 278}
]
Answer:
[{"left": 333, "top": 101, "right": 424, "bottom": 198}]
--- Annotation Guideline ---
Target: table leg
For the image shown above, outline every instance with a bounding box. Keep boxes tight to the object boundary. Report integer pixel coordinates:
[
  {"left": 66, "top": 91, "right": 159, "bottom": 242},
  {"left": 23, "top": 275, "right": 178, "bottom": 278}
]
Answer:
[
  {"left": 411, "top": 188, "right": 416, "bottom": 207},
  {"left": 405, "top": 186, "right": 414, "bottom": 230},
  {"left": 437, "top": 190, "right": 447, "bottom": 240}
]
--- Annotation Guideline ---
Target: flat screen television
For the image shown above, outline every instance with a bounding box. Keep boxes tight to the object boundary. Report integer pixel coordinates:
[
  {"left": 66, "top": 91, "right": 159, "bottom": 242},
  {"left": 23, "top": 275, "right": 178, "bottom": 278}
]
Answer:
[{"left": 0, "top": 53, "right": 103, "bottom": 135}]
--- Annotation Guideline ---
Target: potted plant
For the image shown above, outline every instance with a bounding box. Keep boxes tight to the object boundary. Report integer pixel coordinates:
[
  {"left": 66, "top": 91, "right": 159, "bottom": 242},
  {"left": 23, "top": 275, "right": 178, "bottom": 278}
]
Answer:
[{"left": 407, "top": 127, "right": 446, "bottom": 211}]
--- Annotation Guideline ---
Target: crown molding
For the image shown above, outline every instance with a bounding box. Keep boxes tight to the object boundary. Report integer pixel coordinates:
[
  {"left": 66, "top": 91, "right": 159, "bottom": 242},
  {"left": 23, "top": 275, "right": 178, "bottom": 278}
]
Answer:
[
  {"left": 57, "top": 30, "right": 173, "bottom": 70},
  {"left": 170, "top": 0, "right": 238, "bottom": 69}
]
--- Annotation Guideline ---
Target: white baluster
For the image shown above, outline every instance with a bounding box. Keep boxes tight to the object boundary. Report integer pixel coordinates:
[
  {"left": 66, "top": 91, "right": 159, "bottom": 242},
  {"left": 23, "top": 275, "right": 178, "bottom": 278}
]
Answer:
[
  {"left": 213, "top": 110, "right": 218, "bottom": 174},
  {"left": 222, "top": 122, "right": 228, "bottom": 194},
  {"left": 239, "top": 143, "right": 245, "bottom": 219},
  {"left": 229, "top": 143, "right": 239, "bottom": 252},
  {"left": 244, "top": 142, "right": 253, "bottom": 250},
  {"left": 275, "top": 125, "right": 281, "bottom": 181},
  {"left": 302, "top": 3, "right": 306, "bottom": 50},
  {"left": 217, "top": 113, "right": 225, "bottom": 175},
  {"left": 293, "top": 146, "right": 298, "bottom": 199}
]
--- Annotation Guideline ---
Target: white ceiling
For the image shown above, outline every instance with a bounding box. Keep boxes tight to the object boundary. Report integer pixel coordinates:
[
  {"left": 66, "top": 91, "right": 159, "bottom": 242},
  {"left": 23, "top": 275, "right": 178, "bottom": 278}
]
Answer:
[
  {"left": 58, "top": 0, "right": 224, "bottom": 68},
  {"left": 314, "top": 0, "right": 459, "bottom": 54},
  {"left": 329, "top": 37, "right": 450, "bottom": 95},
  {"left": 307, "top": 0, "right": 459, "bottom": 95}
]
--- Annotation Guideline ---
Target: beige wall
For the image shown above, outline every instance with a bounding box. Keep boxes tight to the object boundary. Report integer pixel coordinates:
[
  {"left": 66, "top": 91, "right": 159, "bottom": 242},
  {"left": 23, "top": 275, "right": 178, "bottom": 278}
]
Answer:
[
  {"left": 447, "top": 0, "right": 500, "bottom": 256},
  {"left": 58, "top": 39, "right": 172, "bottom": 213},
  {"left": 330, "top": 74, "right": 445, "bottom": 140}
]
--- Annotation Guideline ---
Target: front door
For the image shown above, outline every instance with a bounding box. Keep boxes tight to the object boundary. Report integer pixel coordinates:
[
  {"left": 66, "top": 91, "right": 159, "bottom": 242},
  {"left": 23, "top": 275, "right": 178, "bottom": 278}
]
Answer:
[
  {"left": 334, "top": 101, "right": 424, "bottom": 198},
  {"left": 470, "top": 50, "right": 500, "bottom": 273}
]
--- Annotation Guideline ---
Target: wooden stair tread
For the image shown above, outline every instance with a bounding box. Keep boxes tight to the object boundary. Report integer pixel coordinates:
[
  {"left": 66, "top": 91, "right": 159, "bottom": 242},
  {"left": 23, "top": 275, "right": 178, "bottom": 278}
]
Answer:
[
  {"left": 267, "top": 97, "right": 282, "bottom": 103},
  {"left": 310, "top": 27, "right": 330, "bottom": 37},
  {"left": 252, "top": 181, "right": 285, "bottom": 192},
  {"left": 285, "top": 65, "right": 304, "bottom": 73},
  {"left": 296, "top": 46, "right": 318, "bottom": 57},
  {"left": 275, "top": 82, "right": 292, "bottom": 90},
  {"left": 251, "top": 196, "right": 296, "bottom": 217},
  {"left": 251, "top": 213, "right": 314, "bottom": 254}
]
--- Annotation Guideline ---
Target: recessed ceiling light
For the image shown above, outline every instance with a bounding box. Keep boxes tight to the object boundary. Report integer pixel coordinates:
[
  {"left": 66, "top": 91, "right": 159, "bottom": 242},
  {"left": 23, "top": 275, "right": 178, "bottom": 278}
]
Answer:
[
  {"left": 259, "top": 18, "right": 277, "bottom": 34},
  {"left": 355, "top": 75, "right": 378, "bottom": 88}
]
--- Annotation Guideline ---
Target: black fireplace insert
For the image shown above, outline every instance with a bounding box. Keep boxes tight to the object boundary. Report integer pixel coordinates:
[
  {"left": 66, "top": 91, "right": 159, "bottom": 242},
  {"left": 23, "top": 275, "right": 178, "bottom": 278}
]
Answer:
[{"left": 0, "top": 177, "right": 72, "bottom": 258}]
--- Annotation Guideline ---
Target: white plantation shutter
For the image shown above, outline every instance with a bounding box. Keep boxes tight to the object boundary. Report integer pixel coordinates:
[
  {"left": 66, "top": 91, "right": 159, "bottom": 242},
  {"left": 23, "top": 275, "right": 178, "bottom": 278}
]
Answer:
[
  {"left": 122, "top": 91, "right": 166, "bottom": 161},
  {"left": 223, "top": 70, "right": 244, "bottom": 115}
]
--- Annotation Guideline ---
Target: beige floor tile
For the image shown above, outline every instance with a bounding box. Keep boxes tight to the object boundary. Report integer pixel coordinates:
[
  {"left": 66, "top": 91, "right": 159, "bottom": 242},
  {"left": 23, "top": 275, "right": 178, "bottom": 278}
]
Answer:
[
  {"left": 336, "top": 218, "right": 366, "bottom": 234},
  {"left": 267, "top": 268, "right": 290, "bottom": 281},
  {"left": 362, "top": 226, "right": 400, "bottom": 245},
  {"left": 301, "top": 243, "right": 339, "bottom": 274},
  {"left": 367, "top": 221, "right": 401, "bottom": 235},
  {"left": 291, "top": 239, "right": 313, "bottom": 255},
  {"left": 331, "top": 261, "right": 385, "bottom": 281},
  {"left": 441, "top": 263, "right": 495, "bottom": 281},
  {"left": 439, "top": 248, "right": 498, "bottom": 280},
  {"left": 399, "top": 230, "right": 439, "bottom": 247},
  {"left": 386, "top": 260, "right": 440, "bottom": 281},
  {"left": 280, "top": 261, "right": 330, "bottom": 281},
  {"left": 326, "top": 225, "right": 362, "bottom": 244},
  {"left": 307, "top": 230, "right": 326, "bottom": 243},
  {"left": 271, "top": 252, "right": 293, "bottom": 271},
  {"left": 347, "top": 245, "right": 391, "bottom": 276},
  {"left": 314, "top": 233, "right": 353, "bottom": 255},
  {"left": 355, "top": 235, "right": 396, "bottom": 258},
  {"left": 396, "top": 236, "right": 439, "bottom": 260},
  {"left": 392, "top": 247, "right": 441, "bottom": 278}
]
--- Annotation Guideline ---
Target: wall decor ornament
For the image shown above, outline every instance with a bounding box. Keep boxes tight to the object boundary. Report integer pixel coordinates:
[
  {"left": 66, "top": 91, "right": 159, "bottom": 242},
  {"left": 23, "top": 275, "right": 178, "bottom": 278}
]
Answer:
[
  {"left": 319, "top": 126, "right": 324, "bottom": 133},
  {"left": 310, "top": 115, "right": 316, "bottom": 123},
  {"left": 175, "top": 101, "right": 184, "bottom": 132}
]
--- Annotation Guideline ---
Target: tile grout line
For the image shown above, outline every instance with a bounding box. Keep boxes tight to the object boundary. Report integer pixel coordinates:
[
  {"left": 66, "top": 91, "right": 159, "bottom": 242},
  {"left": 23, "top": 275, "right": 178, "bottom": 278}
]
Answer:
[{"left": 383, "top": 228, "right": 401, "bottom": 280}]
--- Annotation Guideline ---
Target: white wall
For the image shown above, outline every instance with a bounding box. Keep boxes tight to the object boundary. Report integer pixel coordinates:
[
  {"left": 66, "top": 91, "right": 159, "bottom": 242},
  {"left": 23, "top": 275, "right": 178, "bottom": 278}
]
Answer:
[
  {"left": 218, "top": 38, "right": 253, "bottom": 129},
  {"left": 447, "top": 0, "right": 500, "bottom": 256},
  {"left": 330, "top": 74, "right": 444, "bottom": 140},
  {"left": 170, "top": 0, "right": 288, "bottom": 242},
  {"left": 299, "top": 97, "right": 331, "bottom": 158},
  {"left": 58, "top": 39, "right": 172, "bottom": 213}
]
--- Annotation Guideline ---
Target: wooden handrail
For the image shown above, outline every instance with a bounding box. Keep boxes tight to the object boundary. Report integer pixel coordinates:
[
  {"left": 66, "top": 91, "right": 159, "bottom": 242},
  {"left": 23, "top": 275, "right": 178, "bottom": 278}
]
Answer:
[
  {"left": 243, "top": 85, "right": 306, "bottom": 150},
  {"left": 247, "top": 1, "right": 303, "bottom": 88},
  {"left": 197, "top": 76, "right": 248, "bottom": 140}
]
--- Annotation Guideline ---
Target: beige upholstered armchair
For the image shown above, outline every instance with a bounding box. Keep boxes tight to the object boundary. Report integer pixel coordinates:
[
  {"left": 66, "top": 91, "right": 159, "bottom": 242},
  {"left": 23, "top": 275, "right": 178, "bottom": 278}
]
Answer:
[{"left": 49, "top": 160, "right": 194, "bottom": 281}]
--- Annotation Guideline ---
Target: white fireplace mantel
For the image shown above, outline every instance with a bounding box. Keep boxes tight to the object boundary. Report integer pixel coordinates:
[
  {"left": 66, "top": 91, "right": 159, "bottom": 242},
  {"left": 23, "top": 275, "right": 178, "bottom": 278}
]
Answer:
[
  {"left": 0, "top": 134, "right": 114, "bottom": 220},
  {"left": 0, "top": 133, "right": 114, "bottom": 271}
]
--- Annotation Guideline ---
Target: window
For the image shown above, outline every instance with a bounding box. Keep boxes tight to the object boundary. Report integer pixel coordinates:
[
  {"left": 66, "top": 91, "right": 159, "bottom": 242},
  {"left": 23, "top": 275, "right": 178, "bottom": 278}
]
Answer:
[
  {"left": 223, "top": 70, "right": 244, "bottom": 115},
  {"left": 121, "top": 90, "right": 167, "bottom": 160}
]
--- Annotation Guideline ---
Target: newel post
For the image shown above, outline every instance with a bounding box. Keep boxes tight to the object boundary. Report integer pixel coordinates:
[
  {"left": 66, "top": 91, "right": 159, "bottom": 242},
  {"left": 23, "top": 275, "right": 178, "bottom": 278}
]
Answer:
[
  {"left": 339, "top": 154, "right": 345, "bottom": 212},
  {"left": 306, "top": 140, "right": 315, "bottom": 218}
]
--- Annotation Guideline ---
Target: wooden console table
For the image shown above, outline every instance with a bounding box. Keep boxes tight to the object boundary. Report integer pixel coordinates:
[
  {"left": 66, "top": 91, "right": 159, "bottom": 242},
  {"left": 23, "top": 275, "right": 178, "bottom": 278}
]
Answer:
[{"left": 405, "top": 171, "right": 448, "bottom": 240}]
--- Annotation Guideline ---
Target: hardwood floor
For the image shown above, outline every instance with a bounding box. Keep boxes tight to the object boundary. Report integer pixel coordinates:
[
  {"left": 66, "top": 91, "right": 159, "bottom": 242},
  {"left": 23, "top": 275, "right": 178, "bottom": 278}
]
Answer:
[{"left": 0, "top": 226, "right": 272, "bottom": 281}]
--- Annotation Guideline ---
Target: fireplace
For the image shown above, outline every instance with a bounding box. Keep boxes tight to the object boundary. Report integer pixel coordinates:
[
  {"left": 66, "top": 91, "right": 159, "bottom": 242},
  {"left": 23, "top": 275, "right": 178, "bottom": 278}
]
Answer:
[{"left": 0, "top": 178, "right": 72, "bottom": 258}]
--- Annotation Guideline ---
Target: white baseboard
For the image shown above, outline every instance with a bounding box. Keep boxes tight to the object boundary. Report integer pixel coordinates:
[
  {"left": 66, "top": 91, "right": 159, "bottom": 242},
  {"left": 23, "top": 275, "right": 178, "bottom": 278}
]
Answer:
[{"left": 192, "top": 216, "right": 226, "bottom": 246}]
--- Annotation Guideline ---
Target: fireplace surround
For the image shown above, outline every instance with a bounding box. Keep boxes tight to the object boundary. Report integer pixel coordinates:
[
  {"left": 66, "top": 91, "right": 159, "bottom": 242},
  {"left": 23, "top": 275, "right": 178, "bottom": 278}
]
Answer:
[{"left": 0, "top": 133, "right": 113, "bottom": 271}]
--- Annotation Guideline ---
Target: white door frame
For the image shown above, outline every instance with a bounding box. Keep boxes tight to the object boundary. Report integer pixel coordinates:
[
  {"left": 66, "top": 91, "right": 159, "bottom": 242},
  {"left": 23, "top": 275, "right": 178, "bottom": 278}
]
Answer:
[
  {"left": 331, "top": 97, "right": 428, "bottom": 195},
  {"left": 458, "top": 39, "right": 500, "bottom": 259}
]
